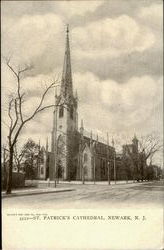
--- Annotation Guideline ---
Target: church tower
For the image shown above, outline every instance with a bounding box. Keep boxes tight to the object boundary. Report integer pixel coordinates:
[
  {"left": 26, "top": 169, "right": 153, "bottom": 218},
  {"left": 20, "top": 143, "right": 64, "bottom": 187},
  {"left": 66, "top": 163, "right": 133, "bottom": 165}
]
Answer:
[
  {"left": 50, "top": 25, "right": 78, "bottom": 180},
  {"left": 132, "top": 134, "right": 138, "bottom": 154}
]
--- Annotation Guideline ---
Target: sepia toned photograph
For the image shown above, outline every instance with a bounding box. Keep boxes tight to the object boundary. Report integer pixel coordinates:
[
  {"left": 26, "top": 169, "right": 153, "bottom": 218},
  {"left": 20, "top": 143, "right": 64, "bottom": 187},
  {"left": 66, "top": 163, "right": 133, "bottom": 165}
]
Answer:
[{"left": 1, "top": 0, "right": 163, "bottom": 249}]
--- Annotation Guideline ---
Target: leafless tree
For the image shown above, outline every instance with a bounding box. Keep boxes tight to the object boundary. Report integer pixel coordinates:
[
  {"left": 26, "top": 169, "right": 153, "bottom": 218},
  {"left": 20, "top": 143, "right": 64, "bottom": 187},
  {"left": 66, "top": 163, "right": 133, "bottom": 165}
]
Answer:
[
  {"left": 123, "top": 134, "right": 163, "bottom": 181},
  {"left": 3, "top": 58, "right": 59, "bottom": 194},
  {"left": 139, "top": 134, "right": 162, "bottom": 163}
]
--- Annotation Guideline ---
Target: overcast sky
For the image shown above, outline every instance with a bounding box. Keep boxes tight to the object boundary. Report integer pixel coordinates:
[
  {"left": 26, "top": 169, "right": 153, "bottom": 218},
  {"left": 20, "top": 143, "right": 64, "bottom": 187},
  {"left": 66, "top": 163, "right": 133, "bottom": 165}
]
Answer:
[{"left": 1, "top": 0, "right": 163, "bottom": 165}]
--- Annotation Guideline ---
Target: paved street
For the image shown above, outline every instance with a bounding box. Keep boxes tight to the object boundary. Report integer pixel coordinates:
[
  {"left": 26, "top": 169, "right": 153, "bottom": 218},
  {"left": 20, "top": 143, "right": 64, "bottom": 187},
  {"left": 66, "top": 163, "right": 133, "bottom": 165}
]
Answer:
[{"left": 2, "top": 180, "right": 164, "bottom": 209}]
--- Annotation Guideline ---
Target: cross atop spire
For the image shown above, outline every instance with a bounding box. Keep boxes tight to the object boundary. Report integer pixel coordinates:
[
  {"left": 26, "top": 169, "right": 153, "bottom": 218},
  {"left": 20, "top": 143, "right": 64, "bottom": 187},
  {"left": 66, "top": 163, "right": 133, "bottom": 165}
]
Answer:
[{"left": 60, "top": 24, "right": 73, "bottom": 99}]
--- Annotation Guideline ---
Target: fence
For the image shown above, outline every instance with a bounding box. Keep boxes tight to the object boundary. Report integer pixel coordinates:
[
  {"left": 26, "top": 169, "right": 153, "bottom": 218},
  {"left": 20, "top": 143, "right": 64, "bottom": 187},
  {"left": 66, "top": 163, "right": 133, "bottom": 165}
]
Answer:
[{"left": 2, "top": 171, "right": 25, "bottom": 190}]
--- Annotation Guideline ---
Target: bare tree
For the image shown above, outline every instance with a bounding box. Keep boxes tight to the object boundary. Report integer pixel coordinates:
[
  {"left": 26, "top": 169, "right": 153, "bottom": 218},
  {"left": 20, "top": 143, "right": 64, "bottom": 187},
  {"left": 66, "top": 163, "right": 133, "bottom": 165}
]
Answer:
[
  {"left": 3, "top": 58, "right": 59, "bottom": 194},
  {"left": 123, "top": 134, "right": 162, "bottom": 181},
  {"left": 139, "top": 134, "right": 162, "bottom": 163}
]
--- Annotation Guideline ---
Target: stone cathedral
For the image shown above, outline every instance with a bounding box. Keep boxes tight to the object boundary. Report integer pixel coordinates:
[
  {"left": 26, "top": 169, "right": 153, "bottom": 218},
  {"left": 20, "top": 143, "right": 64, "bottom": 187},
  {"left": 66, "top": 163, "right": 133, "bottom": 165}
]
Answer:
[{"left": 38, "top": 26, "right": 138, "bottom": 182}]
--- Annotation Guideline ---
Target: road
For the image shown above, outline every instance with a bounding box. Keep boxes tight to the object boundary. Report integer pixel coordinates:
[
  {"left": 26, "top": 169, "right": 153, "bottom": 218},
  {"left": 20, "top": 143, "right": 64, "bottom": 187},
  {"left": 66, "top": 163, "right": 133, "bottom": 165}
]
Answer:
[{"left": 2, "top": 180, "right": 164, "bottom": 209}]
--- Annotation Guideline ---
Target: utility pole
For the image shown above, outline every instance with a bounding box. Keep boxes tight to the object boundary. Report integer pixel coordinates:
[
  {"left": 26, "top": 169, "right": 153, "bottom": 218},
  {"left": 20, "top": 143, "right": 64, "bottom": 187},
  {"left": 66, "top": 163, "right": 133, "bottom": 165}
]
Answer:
[
  {"left": 80, "top": 145, "right": 84, "bottom": 185},
  {"left": 107, "top": 161, "right": 110, "bottom": 185},
  {"left": 3, "top": 146, "right": 7, "bottom": 175},
  {"left": 112, "top": 137, "right": 116, "bottom": 184},
  {"left": 53, "top": 85, "right": 60, "bottom": 188},
  {"left": 80, "top": 119, "right": 85, "bottom": 184},
  {"left": 82, "top": 165, "right": 85, "bottom": 184},
  {"left": 107, "top": 133, "right": 110, "bottom": 185},
  {"left": 93, "top": 156, "right": 96, "bottom": 184},
  {"left": 114, "top": 150, "right": 116, "bottom": 184},
  {"left": 79, "top": 136, "right": 83, "bottom": 184},
  {"left": 54, "top": 103, "right": 57, "bottom": 188},
  {"left": 37, "top": 140, "right": 40, "bottom": 179}
]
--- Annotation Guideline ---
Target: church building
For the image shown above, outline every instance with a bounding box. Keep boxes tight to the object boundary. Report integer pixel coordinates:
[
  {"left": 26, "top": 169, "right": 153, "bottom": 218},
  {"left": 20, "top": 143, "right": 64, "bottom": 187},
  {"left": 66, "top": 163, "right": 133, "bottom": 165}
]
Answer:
[
  {"left": 38, "top": 26, "right": 142, "bottom": 182},
  {"left": 47, "top": 26, "right": 116, "bottom": 181}
]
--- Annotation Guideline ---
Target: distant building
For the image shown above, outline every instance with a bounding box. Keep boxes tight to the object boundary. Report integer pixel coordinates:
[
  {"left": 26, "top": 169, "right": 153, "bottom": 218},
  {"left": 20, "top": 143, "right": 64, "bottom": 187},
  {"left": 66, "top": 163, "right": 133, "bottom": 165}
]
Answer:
[{"left": 122, "top": 136, "right": 148, "bottom": 181}]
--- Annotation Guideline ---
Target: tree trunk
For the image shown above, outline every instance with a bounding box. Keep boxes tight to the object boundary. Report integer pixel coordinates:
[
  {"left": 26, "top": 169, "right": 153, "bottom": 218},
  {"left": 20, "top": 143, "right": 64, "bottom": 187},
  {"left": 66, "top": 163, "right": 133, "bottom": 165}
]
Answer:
[
  {"left": 6, "top": 147, "right": 14, "bottom": 194},
  {"left": 17, "top": 163, "right": 20, "bottom": 173}
]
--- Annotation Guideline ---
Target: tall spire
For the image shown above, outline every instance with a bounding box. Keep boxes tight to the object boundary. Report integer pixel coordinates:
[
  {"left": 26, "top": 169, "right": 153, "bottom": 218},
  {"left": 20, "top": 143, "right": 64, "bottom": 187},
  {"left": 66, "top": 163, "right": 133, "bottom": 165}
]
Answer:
[{"left": 60, "top": 24, "right": 73, "bottom": 98}]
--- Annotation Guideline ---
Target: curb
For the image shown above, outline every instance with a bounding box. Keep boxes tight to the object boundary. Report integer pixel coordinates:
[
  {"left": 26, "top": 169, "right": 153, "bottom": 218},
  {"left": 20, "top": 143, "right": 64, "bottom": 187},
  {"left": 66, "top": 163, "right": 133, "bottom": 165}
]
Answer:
[{"left": 2, "top": 189, "right": 75, "bottom": 199}]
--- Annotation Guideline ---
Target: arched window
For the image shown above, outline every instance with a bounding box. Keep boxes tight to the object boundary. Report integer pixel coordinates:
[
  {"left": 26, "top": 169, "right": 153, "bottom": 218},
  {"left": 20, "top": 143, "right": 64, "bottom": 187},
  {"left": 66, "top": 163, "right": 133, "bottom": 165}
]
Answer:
[
  {"left": 59, "top": 106, "right": 64, "bottom": 118},
  {"left": 84, "top": 153, "right": 88, "bottom": 162},
  {"left": 41, "top": 167, "right": 44, "bottom": 175}
]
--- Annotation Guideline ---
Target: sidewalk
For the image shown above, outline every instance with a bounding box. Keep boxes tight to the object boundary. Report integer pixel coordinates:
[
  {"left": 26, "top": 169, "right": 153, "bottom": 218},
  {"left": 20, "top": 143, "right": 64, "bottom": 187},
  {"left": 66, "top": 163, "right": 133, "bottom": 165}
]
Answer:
[
  {"left": 2, "top": 187, "right": 75, "bottom": 198},
  {"left": 26, "top": 179, "right": 138, "bottom": 186},
  {"left": 59, "top": 180, "right": 136, "bottom": 185}
]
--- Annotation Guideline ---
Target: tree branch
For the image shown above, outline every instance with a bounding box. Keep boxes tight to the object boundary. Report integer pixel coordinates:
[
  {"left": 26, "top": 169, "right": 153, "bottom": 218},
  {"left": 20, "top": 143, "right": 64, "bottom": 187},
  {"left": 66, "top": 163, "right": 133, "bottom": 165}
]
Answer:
[
  {"left": 23, "top": 81, "right": 58, "bottom": 123},
  {"left": 5, "top": 58, "right": 18, "bottom": 78},
  {"left": 8, "top": 98, "right": 14, "bottom": 133}
]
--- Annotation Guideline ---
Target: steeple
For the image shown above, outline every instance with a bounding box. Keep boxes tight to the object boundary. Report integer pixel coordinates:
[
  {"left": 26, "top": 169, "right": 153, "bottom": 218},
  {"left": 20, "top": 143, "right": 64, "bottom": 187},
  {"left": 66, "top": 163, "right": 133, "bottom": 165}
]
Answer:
[
  {"left": 132, "top": 134, "right": 138, "bottom": 153},
  {"left": 60, "top": 24, "right": 73, "bottom": 99},
  {"left": 50, "top": 25, "right": 78, "bottom": 181}
]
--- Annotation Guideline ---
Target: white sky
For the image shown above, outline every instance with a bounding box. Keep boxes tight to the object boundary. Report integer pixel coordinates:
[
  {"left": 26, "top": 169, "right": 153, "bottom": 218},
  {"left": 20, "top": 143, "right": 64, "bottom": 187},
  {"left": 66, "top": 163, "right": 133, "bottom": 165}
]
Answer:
[{"left": 1, "top": 1, "right": 163, "bottom": 166}]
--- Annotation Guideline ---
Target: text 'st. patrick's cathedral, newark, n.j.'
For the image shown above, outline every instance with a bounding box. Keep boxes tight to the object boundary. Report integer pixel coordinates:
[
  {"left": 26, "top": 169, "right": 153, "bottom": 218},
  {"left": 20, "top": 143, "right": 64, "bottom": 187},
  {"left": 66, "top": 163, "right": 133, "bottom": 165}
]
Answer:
[{"left": 38, "top": 26, "right": 139, "bottom": 182}]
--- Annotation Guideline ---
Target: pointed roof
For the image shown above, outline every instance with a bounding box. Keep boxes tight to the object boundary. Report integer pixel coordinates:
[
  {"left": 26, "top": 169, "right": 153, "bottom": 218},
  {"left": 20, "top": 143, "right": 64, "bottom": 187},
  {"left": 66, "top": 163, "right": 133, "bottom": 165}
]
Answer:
[{"left": 60, "top": 24, "right": 73, "bottom": 98}]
